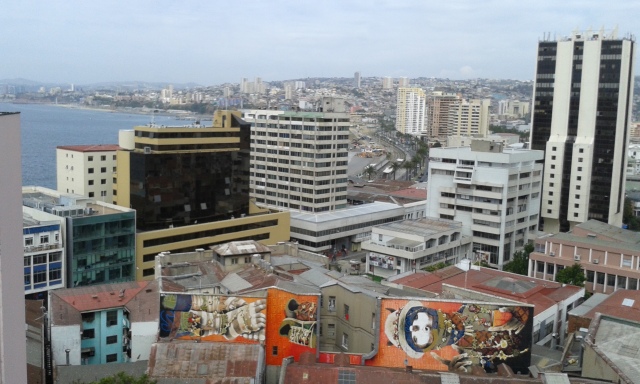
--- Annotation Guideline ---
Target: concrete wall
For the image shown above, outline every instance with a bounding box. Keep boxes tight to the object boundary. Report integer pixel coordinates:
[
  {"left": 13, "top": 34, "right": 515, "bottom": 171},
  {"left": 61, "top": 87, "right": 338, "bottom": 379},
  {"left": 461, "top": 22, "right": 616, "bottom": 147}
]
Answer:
[
  {"left": 51, "top": 325, "right": 82, "bottom": 366},
  {"left": 582, "top": 344, "right": 621, "bottom": 382},
  {"left": 130, "top": 321, "right": 157, "bottom": 362}
]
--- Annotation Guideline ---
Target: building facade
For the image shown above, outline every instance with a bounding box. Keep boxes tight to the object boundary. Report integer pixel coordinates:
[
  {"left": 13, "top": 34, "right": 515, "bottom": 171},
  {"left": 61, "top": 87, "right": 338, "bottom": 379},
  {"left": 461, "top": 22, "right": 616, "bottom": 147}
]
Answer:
[
  {"left": 23, "top": 208, "right": 65, "bottom": 296},
  {"left": 426, "top": 92, "right": 461, "bottom": 140},
  {"left": 362, "top": 218, "right": 472, "bottom": 278},
  {"left": 427, "top": 140, "right": 544, "bottom": 267},
  {"left": 242, "top": 98, "right": 350, "bottom": 213},
  {"left": 56, "top": 145, "right": 120, "bottom": 202},
  {"left": 530, "top": 29, "right": 636, "bottom": 233},
  {"left": 114, "top": 110, "right": 290, "bottom": 280},
  {"left": 23, "top": 186, "right": 136, "bottom": 288},
  {"left": 0, "top": 112, "right": 28, "bottom": 383},
  {"left": 529, "top": 219, "right": 640, "bottom": 294},
  {"left": 395, "top": 88, "right": 426, "bottom": 136},
  {"left": 448, "top": 99, "right": 491, "bottom": 137},
  {"left": 498, "top": 99, "right": 530, "bottom": 119}
]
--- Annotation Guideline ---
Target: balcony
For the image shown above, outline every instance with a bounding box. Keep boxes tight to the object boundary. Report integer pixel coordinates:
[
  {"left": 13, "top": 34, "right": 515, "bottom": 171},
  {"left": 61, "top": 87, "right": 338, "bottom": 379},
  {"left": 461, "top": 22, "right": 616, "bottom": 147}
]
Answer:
[{"left": 24, "top": 243, "right": 62, "bottom": 253}]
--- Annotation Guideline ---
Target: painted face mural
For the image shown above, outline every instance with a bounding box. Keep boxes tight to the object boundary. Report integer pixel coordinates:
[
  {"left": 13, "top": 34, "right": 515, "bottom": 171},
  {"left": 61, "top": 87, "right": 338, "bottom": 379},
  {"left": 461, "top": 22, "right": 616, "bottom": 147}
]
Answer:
[
  {"left": 378, "top": 300, "right": 532, "bottom": 373},
  {"left": 159, "top": 294, "right": 266, "bottom": 343}
]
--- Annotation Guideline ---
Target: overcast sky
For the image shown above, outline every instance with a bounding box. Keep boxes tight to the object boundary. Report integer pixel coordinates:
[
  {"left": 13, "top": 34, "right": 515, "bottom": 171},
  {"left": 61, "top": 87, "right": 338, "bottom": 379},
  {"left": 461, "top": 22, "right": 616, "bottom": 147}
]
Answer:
[{"left": 1, "top": 0, "right": 638, "bottom": 86}]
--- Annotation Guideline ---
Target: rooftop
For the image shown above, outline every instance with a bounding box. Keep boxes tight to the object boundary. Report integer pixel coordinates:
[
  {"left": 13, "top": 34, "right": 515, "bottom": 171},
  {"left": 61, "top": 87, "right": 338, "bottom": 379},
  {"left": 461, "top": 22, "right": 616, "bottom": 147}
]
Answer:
[
  {"left": 570, "top": 289, "right": 640, "bottom": 323},
  {"left": 374, "top": 217, "right": 462, "bottom": 237},
  {"left": 57, "top": 144, "right": 121, "bottom": 152},
  {"left": 291, "top": 201, "right": 402, "bottom": 224}
]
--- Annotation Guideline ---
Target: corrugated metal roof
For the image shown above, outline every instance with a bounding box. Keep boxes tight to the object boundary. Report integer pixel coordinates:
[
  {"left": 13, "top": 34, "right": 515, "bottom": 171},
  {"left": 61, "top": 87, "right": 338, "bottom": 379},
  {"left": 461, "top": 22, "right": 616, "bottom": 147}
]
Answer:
[{"left": 221, "top": 273, "right": 253, "bottom": 292}]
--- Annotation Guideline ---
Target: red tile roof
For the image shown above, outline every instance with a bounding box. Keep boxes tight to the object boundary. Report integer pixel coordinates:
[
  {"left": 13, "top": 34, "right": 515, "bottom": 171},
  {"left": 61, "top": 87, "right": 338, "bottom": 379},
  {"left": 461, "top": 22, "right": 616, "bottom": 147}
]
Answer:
[
  {"left": 393, "top": 267, "right": 583, "bottom": 316},
  {"left": 389, "top": 188, "right": 427, "bottom": 200},
  {"left": 53, "top": 281, "right": 150, "bottom": 312},
  {"left": 57, "top": 144, "right": 121, "bottom": 152},
  {"left": 582, "top": 289, "right": 640, "bottom": 323}
]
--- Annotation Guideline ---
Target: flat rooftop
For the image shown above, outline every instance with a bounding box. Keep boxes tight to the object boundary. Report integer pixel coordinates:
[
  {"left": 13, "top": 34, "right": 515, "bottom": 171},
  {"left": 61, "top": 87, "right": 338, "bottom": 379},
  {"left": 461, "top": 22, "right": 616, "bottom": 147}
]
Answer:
[
  {"left": 374, "top": 217, "right": 462, "bottom": 237},
  {"left": 290, "top": 201, "right": 402, "bottom": 224},
  {"left": 57, "top": 144, "right": 121, "bottom": 152}
]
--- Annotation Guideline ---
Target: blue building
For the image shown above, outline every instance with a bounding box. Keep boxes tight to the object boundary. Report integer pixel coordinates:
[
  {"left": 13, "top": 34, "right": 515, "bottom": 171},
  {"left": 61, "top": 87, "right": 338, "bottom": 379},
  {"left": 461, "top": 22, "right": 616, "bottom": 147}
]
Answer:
[{"left": 23, "top": 208, "right": 65, "bottom": 297}]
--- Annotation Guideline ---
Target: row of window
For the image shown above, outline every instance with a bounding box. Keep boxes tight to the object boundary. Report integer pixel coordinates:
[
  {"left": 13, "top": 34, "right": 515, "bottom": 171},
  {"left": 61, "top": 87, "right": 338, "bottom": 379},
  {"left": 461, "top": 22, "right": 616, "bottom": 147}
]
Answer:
[{"left": 24, "top": 234, "right": 59, "bottom": 247}]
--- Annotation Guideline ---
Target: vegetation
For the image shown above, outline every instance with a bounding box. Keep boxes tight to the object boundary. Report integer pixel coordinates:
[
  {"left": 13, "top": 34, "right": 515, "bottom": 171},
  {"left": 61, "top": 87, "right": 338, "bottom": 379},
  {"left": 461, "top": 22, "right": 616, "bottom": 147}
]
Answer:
[
  {"left": 363, "top": 165, "right": 377, "bottom": 180},
  {"left": 73, "top": 372, "right": 156, "bottom": 384},
  {"left": 555, "top": 263, "right": 586, "bottom": 287},
  {"left": 623, "top": 198, "right": 640, "bottom": 231},
  {"left": 502, "top": 243, "right": 534, "bottom": 275},
  {"left": 424, "top": 262, "right": 448, "bottom": 272}
]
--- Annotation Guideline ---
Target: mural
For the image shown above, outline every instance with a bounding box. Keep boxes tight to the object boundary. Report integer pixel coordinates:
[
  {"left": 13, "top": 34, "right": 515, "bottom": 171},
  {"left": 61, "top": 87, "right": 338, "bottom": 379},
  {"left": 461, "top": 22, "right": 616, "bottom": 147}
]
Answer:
[
  {"left": 370, "top": 299, "right": 533, "bottom": 373},
  {"left": 159, "top": 294, "right": 266, "bottom": 343},
  {"left": 265, "top": 289, "right": 319, "bottom": 366}
]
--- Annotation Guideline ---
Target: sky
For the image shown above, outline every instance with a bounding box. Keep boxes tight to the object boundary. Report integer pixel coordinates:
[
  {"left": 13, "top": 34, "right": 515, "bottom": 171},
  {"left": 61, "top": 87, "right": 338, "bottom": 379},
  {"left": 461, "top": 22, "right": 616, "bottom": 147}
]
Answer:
[{"left": 1, "top": 0, "right": 638, "bottom": 86}]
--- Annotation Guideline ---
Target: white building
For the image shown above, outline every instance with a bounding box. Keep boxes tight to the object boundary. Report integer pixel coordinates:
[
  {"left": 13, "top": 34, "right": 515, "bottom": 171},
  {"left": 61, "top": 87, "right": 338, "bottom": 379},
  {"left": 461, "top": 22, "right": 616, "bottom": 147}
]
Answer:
[
  {"left": 448, "top": 98, "right": 490, "bottom": 137},
  {"left": 382, "top": 77, "right": 393, "bottom": 89},
  {"left": 398, "top": 77, "right": 409, "bottom": 87},
  {"left": 497, "top": 99, "right": 530, "bottom": 118},
  {"left": 242, "top": 97, "right": 350, "bottom": 213},
  {"left": 0, "top": 112, "right": 28, "bottom": 382},
  {"left": 395, "top": 87, "right": 426, "bottom": 135},
  {"left": 427, "top": 140, "right": 544, "bottom": 267},
  {"left": 530, "top": 29, "right": 636, "bottom": 233},
  {"left": 362, "top": 218, "right": 472, "bottom": 278},
  {"left": 56, "top": 144, "right": 120, "bottom": 203},
  {"left": 354, "top": 71, "right": 361, "bottom": 88}
]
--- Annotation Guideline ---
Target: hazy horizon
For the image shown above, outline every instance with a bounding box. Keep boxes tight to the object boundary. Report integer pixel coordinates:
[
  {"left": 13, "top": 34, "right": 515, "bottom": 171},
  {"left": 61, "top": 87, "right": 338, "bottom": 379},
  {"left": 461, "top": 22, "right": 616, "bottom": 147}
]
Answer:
[{"left": 2, "top": 1, "right": 638, "bottom": 85}]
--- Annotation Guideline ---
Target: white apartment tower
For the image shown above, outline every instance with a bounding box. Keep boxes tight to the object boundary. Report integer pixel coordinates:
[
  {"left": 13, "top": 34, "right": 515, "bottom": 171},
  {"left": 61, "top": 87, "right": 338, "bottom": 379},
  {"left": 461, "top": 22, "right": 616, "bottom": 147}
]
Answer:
[
  {"left": 0, "top": 112, "right": 28, "bottom": 383},
  {"left": 427, "top": 140, "right": 544, "bottom": 268},
  {"left": 448, "top": 99, "right": 491, "bottom": 137},
  {"left": 243, "top": 97, "right": 350, "bottom": 213},
  {"left": 395, "top": 87, "right": 426, "bottom": 135},
  {"left": 354, "top": 71, "right": 361, "bottom": 88},
  {"left": 382, "top": 77, "right": 393, "bottom": 89},
  {"left": 56, "top": 145, "right": 120, "bottom": 203},
  {"left": 530, "top": 29, "right": 636, "bottom": 233},
  {"left": 398, "top": 77, "right": 409, "bottom": 88}
]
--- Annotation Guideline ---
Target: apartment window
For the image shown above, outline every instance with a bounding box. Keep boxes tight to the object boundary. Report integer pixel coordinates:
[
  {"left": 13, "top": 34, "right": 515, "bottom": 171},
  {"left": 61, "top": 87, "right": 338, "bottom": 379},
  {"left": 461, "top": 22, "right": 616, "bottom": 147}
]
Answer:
[
  {"left": 575, "top": 194, "right": 580, "bottom": 199},
  {"left": 231, "top": 257, "right": 238, "bottom": 265},
  {"left": 328, "top": 296, "right": 336, "bottom": 312},
  {"left": 550, "top": 174, "right": 555, "bottom": 178},
  {"left": 550, "top": 164, "right": 555, "bottom": 169},
  {"left": 49, "top": 268, "right": 62, "bottom": 281},
  {"left": 88, "top": 180, "right": 94, "bottom": 185},
  {"left": 82, "top": 329, "right": 95, "bottom": 339},
  {"left": 551, "top": 156, "right": 556, "bottom": 160},
  {"left": 342, "top": 333, "right": 349, "bottom": 350},
  {"left": 577, "top": 176, "right": 582, "bottom": 181},
  {"left": 549, "top": 182, "right": 554, "bottom": 187},
  {"left": 40, "top": 235, "right": 49, "bottom": 244},
  {"left": 577, "top": 167, "right": 582, "bottom": 172},
  {"left": 548, "top": 200, "right": 552, "bottom": 205},
  {"left": 344, "top": 304, "right": 350, "bottom": 320},
  {"left": 574, "top": 213, "right": 579, "bottom": 217},
  {"left": 327, "top": 323, "right": 336, "bottom": 337},
  {"left": 101, "top": 155, "right": 106, "bottom": 161},
  {"left": 579, "top": 148, "right": 584, "bottom": 153},
  {"left": 113, "top": 155, "right": 116, "bottom": 160},
  {"left": 101, "top": 179, "right": 106, "bottom": 184},
  {"left": 89, "top": 192, "right": 94, "bottom": 197},
  {"left": 575, "top": 203, "right": 579, "bottom": 208},
  {"left": 608, "top": 274, "right": 616, "bottom": 287},
  {"left": 576, "top": 185, "right": 581, "bottom": 190},
  {"left": 537, "top": 261, "right": 544, "bottom": 273},
  {"left": 88, "top": 156, "right": 93, "bottom": 161},
  {"left": 24, "top": 256, "right": 30, "bottom": 266},
  {"left": 106, "top": 354, "right": 118, "bottom": 363},
  {"left": 101, "top": 191, "right": 107, "bottom": 197},
  {"left": 106, "top": 335, "right": 117, "bottom": 344},
  {"left": 587, "top": 270, "right": 595, "bottom": 283},
  {"left": 272, "top": 346, "right": 278, "bottom": 356},
  {"left": 552, "top": 147, "right": 557, "bottom": 151},
  {"left": 101, "top": 167, "right": 107, "bottom": 173},
  {"left": 548, "top": 191, "right": 553, "bottom": 196},
  {"left": 578, "top": 158, "right": 583, "bottom": 162},
  {"left": 25, "top": 237, "right": 33, "bottom": 246},
  {"left": 88, "top": 168, "right": 94, "bottom": 174},
  {"left": 106, "top": 310, "right": 118, "bottom": 326}
]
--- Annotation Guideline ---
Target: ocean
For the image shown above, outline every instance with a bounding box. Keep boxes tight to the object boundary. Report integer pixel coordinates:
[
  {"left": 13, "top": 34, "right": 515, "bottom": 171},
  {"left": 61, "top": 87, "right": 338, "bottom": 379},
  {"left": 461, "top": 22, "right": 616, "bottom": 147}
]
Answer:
[{"left": 0, "top": 103, "right": 188, "bottom": 189}]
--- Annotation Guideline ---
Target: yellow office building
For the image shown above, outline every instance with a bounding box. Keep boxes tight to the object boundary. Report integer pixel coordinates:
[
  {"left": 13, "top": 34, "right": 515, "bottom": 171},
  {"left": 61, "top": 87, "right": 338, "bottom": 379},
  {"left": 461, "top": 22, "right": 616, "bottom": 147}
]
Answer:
[{"left": 114, "top": 111, "right": 290, "bottom": 280}]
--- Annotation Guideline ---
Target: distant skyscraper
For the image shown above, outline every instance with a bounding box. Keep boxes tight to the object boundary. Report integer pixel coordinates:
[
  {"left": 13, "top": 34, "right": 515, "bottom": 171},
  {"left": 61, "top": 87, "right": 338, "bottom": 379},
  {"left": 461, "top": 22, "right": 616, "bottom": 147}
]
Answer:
[
  {"left": 395, "top": 88, "right": 426, "bottom": 135},
  {"left": 382, "top": 77, "right": 393, "bottom": 89},
  {"left": 354, "top": 71, "right": 361, "bottom": 88},
  {"left": 426, "top": 92, "right": 461, "bottom": 140},
  {"left": 448, "top": 99, "right": 491, "bottom": 137},
  {"left": 531, "top": 29, "right": 636, "bottom": 233},
  {"left": 398, "top": 77, "right": 409, "bottom": 87},
  {"left": 223, "top": 86, "right": 231, "bottom": 98},
  {"left": 284, "top": 84, "right": 293, "bottom": 100},
  {"left": 0, "top": 112, "right": 28, "bottom": 383}
]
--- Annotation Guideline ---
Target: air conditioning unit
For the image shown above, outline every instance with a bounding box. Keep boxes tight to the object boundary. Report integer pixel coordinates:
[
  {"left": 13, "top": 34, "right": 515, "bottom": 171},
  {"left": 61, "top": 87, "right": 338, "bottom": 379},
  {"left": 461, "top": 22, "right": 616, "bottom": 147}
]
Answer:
[
  {"left": 144, "top": 146, "right": 151, "bottom": 154},
  {"left": 593, "top": 259, "right": 599, "bottom": 264},
  {"left": 549, "top": 251, "right": 555, "bottom": 256},
  {"left": 574, "top": 255, "right": 580, "bottom": 261}
]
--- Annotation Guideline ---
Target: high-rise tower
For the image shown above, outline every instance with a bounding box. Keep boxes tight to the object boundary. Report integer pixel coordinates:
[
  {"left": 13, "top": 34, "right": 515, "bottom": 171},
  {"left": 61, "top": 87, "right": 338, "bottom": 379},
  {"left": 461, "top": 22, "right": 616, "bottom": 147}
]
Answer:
[
  {"left": 395, "top": 88, "right": 426, "bottom": 135},
  {"left": 530, "top": 29, "right": 635, "bottom": 233}
]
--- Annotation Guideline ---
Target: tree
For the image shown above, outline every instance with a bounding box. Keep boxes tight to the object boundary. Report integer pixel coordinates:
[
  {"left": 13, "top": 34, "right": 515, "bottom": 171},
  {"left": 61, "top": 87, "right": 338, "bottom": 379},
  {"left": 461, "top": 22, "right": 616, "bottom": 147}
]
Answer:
[
  {"left": 431, "top": 141, "right": 442, "bottom": 148},
  {"left": 555, "top": 263, "right": 586, "bottom": 287},
  {"left": 363, "top": 165, "right": 377, "bottom": 180},
  {"left": 503, "top": 243, "right": 534, "bottom": 275},
  {"left": 74, "top": 372, "right": 157, "bottom": 384},
  {"left": 390, "top": 161, "right": 401, "bottom": 180},
  {"left": 623, "top": 197, "right": 640, "bottom": 231},
  {"left": 402, "top": 161, "right": 414, "bottom": 180},
  {"left": 424, "top": 262, "right": 448, "bottom": 272}
]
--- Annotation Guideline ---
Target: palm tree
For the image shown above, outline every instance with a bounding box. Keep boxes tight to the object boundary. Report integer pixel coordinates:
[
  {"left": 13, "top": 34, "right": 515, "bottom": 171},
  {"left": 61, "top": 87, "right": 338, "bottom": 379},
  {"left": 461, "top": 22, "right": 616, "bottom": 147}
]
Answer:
[
  {"left": 390, "top": 161, "right": 400, "bottom": 180},
  {"left": 402, "top": 161, "right": 413, "bottom": 180},
  {"left": 363, "top": 165, "right": 377, "bottom": 180}
]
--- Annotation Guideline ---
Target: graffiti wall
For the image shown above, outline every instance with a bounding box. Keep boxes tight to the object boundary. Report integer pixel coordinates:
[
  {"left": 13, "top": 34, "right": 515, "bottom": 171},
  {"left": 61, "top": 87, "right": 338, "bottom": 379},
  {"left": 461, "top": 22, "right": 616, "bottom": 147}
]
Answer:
[
  {"left": 368, "top": 299, "right": 533, "bottom": 373},
  {"left": 265, "top": 288, "right": 319, "bottom": 366},
  {"left": 159, "top": 294, "right": 266, "bottom": 343}
]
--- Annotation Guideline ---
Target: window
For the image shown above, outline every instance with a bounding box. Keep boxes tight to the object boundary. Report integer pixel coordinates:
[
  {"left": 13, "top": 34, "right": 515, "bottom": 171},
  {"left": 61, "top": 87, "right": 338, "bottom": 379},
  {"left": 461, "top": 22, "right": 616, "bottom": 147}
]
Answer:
[
  {"left": 89, "top": 192, "right": 94, "bottom": 197},
  {"left": 579, "top": 148, "right": 584, "bottom": 153},
  {"left": 575, "top": 194, "right": 580, "bottom": 199},
  {"left": 25, "top": 237, "right": 33, "bottom": 246},
  {"left": 24, "top": 257, "right": 31, "bottom": 266},
  {"left": 341, "top": 333, "right": 349, "bottom": 350},
  {"left": 372, "top": 313, "right": 376, "bottom": 329},
  {"left": 551, "top": 155, "right": 556, "bottom": 160},
  {"left": 88, "top": 180, "right": 94, "bottom": 185},
  {"left": 231, "top": 257, "right": 238, "bottom": 265},
  {"left": 112, "top": 155, "right": 116, "bottom": 160},
  {"left": 548, "top": 191, "right": 553, "bottom": 196},
  {"left": 101, "top": 155, "right": 106, "bottom": 161},
  {"left": 88, "top": 168, "right": 94, "bottom": 174},
  {"left": 577, "top": 167, "right": 582, "bottom": 172},
  {"left": 49, "top": 268, "right": 61, "bottom": 281},
  {"left": 88, "top": 156, "right": 93, "bottom": 161},
  {"left": 344, "top": 304, "right": 350, "bottom": 320},
  {"left": 106, "top": 310, "right": 118, "bottom": 326},
  {"left": 272, "top": 346, "right": 278, "bottom": 356},
  {"left": 101, "top": 191, "right": 107, "bottom": 197},
  {"left": 40, "top": 235, "right": 49, "bottom": 244},
  {"left": 82, "top": 329, "right": 95, "bottom": 339},
  {"left": 338, "top": 370, "right": 356, "bottom": 384},
  {"left": 577, "top": 176, "right": 581, "bottom": 181},
  {"left": 106, "top": 354, "right": 118, "bottom": 363},
  {"left": 578, "top": 158, "right": 583, "bottom": 162},
  {"left": 106, "top": 335, "right": 117, "bottom": 344},
  {"left": 328, "top": 296, "right": 336, "bottom": 312},
  {"left": 34, "top": 271, "right": 47, "bottom": 283},
  {"left": 101, "top": 179, "right": 106, "bottom": 184},
  {"left": 575, "top": 203, "right": 579, "bottom": 208},
  {"left": 552, "top": 147, "right": 557, "bottom": 151},
  {"left": 101, "top": 167, "right": 107, "bottom": 173},
  {"left": 327, "top": 323, "right": 336, "bottom": 337}
]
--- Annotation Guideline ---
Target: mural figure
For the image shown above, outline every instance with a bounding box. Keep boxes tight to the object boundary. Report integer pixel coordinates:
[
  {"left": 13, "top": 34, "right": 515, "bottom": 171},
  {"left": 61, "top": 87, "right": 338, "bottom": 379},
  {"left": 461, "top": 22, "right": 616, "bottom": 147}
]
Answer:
[
  {"left": 161, "top": 294, "right": 267, "bottom": 342},
  {"left": 384, "top": 301, "right": 530, "bottom": 372},
  {"left": 279, "top": 299, "right": 317, "bottom": 348}
]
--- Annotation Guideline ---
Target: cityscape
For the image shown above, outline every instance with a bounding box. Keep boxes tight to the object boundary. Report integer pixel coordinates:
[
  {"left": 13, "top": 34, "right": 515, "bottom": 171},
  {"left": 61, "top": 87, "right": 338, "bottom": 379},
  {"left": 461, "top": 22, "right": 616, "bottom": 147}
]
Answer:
[{"left": 2, "top": 3, "right": 640, "bottom": 384}]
